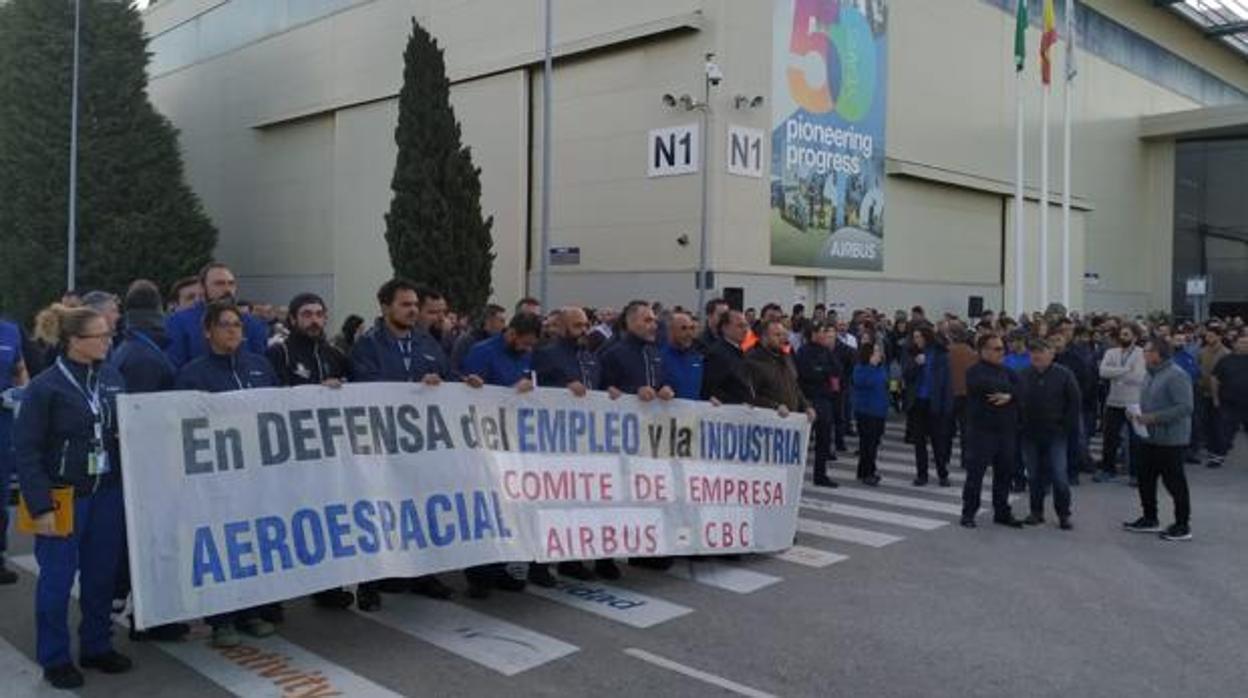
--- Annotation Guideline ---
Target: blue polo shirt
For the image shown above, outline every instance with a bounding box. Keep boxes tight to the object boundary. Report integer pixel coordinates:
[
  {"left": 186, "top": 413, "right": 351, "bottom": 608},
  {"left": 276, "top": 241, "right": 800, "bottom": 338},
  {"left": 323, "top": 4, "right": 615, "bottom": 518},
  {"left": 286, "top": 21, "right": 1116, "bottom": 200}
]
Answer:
[
  {"left": 660, "top": 344, "right": 704, "bottom": 400},
  {"left": 463, "top": 334, "right": 532, "bottom": 388}
]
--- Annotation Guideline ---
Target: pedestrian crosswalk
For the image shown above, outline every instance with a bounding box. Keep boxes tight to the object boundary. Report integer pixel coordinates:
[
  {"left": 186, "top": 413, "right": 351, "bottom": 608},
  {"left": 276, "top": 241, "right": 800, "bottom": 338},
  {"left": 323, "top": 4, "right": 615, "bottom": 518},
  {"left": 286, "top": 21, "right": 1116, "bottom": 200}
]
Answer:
[{"left": 2, "top": 419, "right": 1095, "bottom": 691}]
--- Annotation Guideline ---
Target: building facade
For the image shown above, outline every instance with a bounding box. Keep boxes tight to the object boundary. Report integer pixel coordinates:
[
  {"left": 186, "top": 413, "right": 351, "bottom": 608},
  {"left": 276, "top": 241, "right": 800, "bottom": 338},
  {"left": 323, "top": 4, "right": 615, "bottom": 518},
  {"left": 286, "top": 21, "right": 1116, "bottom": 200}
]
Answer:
[{"left": 142, "top": 0, "right": 1248, "bottom": 319}]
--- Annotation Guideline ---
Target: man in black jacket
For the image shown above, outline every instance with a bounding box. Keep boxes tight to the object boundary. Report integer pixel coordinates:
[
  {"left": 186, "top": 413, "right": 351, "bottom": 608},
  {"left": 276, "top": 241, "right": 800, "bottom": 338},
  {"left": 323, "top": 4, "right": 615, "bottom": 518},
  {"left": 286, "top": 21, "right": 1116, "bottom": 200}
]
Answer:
[
  {"left": 963, "top": 334, "right": 1024, "bottom": 529},
  {"left": 1019, "top": 339, "right": 1082, "bottom": 529},
  {"left": 796, "top": 322, "right": 841, "bottom": 487},
  {"left": 266, "top": 293, "right": 357, "bottom": 608},
  {"left": 700, "top": 310, "right": 754, "bottom": 405}
]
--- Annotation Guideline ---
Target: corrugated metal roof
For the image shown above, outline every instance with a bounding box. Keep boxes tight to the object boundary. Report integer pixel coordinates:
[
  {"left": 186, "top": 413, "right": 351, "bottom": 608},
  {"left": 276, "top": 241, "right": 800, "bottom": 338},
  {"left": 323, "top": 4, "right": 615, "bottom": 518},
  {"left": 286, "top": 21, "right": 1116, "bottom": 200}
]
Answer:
[{"left": 1163, "top": 0, "right": 1248, "bottom": 59}]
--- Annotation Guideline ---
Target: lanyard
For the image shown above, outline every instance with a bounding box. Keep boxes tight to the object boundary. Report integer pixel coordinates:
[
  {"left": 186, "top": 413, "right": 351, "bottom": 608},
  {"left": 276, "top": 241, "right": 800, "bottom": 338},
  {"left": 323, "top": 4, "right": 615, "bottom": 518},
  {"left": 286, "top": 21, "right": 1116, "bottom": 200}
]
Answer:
[
  {"left": 56, "top": 358, "right": 104, "bottom": 443},
  {"left": 395, "top": 335, "right": 414, "bottom": 373}
]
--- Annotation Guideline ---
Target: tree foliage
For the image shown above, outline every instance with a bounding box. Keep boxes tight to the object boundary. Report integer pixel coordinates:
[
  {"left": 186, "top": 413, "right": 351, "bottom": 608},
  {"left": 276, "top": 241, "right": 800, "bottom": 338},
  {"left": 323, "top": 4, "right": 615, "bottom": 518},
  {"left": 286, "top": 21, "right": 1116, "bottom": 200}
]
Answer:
[
  {"left": 384, "top": 19, "right": 495, "bottom": 317},
  {"left": 0, "top": 0, "right": 216, "bottom": 322}
]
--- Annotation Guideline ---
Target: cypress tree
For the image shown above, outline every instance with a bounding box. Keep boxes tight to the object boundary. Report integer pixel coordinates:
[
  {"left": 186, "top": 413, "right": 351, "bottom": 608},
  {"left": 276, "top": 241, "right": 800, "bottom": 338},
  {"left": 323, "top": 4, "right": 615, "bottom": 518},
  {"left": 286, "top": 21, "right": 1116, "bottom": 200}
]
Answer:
[
  {"left": 0, "top": 0, "right": 216, "bottom": 322},
  {"left": 384, "top": 19, "right": 495, "bottom": 318}
]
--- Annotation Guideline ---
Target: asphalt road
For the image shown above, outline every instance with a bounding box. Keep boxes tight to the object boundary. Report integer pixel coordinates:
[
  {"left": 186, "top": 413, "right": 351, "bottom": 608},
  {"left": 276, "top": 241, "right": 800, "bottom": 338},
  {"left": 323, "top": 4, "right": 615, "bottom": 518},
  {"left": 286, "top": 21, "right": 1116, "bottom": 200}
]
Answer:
[{"left": 2, "top": 423, "right": 1246, "bottom": 698}]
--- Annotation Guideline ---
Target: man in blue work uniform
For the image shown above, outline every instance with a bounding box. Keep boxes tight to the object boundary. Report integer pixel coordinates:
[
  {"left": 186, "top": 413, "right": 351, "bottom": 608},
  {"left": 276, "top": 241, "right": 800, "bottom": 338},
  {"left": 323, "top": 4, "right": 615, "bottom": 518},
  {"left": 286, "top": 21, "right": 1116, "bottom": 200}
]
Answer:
[
  {"left": 598, "top": 300, "right": 676, "bottom": 572},
  {"left": 107, "top": 281, "right": 191, "bottom": 641},
  {"left": 529, "top": 306, "right": 602, "bottom": 581},
  {"left": 350, "top": 280, "right": 461, "bottom": 608},
  {"left": 0, "top": 315, "right": 29, "bottom": 585},
  {"left": 165, "top": 262, "right": 269, "bottom": 367},
  {"left": 660, "top": 311, "right": 703, "bottom": 401},
  {"left": 461, "top": 312, "right": 544, "bottom": 596}
]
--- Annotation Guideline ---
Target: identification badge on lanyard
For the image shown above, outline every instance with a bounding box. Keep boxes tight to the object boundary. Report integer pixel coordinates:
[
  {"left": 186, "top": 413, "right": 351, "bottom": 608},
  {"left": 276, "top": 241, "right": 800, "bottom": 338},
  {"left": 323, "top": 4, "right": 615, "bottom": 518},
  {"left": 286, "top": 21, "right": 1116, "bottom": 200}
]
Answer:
[{"left": 57, "top": 358, "right": 111, "bottom": 476}]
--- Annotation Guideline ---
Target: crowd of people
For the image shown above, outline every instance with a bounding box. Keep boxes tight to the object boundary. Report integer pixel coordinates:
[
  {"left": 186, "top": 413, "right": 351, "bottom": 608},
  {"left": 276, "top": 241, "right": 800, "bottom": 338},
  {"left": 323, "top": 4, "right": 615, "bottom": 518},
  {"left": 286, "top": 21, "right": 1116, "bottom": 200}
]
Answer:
[{"left": 0, "top": 262, "right": 1246, "bottom": 689}]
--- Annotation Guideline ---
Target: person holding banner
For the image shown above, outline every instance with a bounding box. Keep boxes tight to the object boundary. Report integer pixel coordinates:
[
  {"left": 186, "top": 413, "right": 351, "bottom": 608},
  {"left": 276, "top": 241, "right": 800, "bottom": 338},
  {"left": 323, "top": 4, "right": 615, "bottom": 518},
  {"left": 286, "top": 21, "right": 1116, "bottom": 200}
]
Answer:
[
  {"left": 531, "top": 306, "right": 601, "bottom": 582},
  {"left": 598, "top": 300, "right": 676, "bottom": 573},
  {"left": 266, "top": 292, "right": 358, "bottom": 611},
  {"left": 15, "top": 304, "right": 132, "bottom": 689},
  {"left": 461, "top": 312, "right": 543, "bottom": 596},
  {"left": 701, "top": 309, "right": 754, "bottom": 406},
  {"left": 107, "top": 281, "right": 192, "bottom": 642},
  {"left": 349, "top": 278, "right": 461, "bottom": 608},
  {"left": 175, "top": 300, "right": 280, "bottom": 648}
]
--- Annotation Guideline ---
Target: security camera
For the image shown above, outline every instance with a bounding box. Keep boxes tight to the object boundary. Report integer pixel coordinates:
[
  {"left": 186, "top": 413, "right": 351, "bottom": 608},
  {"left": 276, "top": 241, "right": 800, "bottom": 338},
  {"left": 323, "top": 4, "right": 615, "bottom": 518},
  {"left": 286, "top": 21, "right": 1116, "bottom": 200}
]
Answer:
[
  {"left": 676, "top": 234, "right": 690, "bottom": 246},
  {"left": 662, "top": 93, "right": 677, "bottom": 107},
  {"left": 704, "top": 54, "right": 723, "bottom": 85}
]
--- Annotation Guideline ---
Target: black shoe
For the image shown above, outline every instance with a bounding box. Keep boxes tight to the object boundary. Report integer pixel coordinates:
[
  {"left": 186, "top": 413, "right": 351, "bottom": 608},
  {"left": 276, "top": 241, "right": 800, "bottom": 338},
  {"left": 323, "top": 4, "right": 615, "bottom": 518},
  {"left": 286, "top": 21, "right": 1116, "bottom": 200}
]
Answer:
[
  {"left": 812, "top": 476, "right": 838, "bottom": 488},
  {"left": 912, "top": 477, "right": 928, "bottom": 487},
  {"left": 938, "top": 477, "right": 951, "bottom": 488},
  {"left": 466, "top": 578, "right": 491, "bottom": 600},
  {"left": 80, "top": 650, "right": 133, "bottom": 674},
  {"left": 1023, "top": 514, "right": 1044, "bottom": 526},
  {"left": 1122, "top": 517, "right": 1162, "bottom": 533},
  {"left": 258, "top": 603, "right": 284, "bottom": 624},
  {"left": 528, "top": 564, "right": 558, "bottom": 588},
  {"left": 377, "top": 578, "right": 410, "bottom": 594},
  {"left": 993, "top": 515, "right": 1024, "bottom": 529},
  {"left": 594, "top": 560, "right": 622, "bottom": 580},
  {"left": 131, "top": 619, "right": 190, "bottom": 642},
  {"left": 1059, "top": 518, "right": 1073, "bottom": 530},
  {"left": 495, "top": 574, "right": 527, "bottom": 593},
  {"left": 43, "top": 663, "right": 84, "bottom": 689},
  {"left": 312, "top": 588, "right": 356, "bottom": 609},
  {"left": 1159, "top": 523, "right": 1192, "bottom": 541},
  {"left": 862, "top": 475, "right": 881, "bottom": 487},
  {"left": 0, "top": 564, "right": 17, "bottom": 586},
  {"left": 959, "top": 518, "right": 977, "bottom": 528},
  {"left": 411, "top": 575, "right": 455, "bottom": 600},
  {"left": 356, "top": 587, "right": 381, "bottom": 612},
  {"left": 556, "top": 561, "right": 595, "bottom": 580},
  {"left": 1206, "top": 458, "right": 1224, "bottom": 469}
]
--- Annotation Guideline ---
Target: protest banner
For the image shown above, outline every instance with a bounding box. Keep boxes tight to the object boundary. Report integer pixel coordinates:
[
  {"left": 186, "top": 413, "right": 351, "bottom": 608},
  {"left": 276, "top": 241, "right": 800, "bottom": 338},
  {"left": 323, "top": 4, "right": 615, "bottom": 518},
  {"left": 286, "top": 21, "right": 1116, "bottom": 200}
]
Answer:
[{"left": 118, "top": 383, "right": 809, "bottom": 628}]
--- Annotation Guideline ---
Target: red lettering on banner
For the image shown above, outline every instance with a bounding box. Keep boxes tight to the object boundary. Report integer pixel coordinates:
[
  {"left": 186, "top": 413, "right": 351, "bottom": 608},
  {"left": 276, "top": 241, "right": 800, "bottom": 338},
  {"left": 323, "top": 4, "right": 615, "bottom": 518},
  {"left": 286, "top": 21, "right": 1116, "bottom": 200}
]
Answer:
[
  {"left": 687, "top": 476, "right": 784, "bottom": 506},
  {"left": 632, "top": 472, "right": 670, "bottom": 501},
  {"left": 543, "top": 524, "right": 659, "bottom": 559},
  {"left": 704, "top": 521, "right": 751, "bottom": 550},
  {"left": 501, "top": 469, "right": 614, "bottom": 502}
]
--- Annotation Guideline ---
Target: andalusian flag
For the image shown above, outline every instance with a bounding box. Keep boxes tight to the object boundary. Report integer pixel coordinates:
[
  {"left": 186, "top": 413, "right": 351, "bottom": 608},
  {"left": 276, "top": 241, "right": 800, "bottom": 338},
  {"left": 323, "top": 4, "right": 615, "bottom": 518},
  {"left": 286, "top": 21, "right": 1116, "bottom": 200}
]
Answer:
[
  {"left": 1014, "top": 0, "right": 1028, "bottom": 72},
  {"left": 1041, "top": 0, "right": 1058, "bottom": 85}
]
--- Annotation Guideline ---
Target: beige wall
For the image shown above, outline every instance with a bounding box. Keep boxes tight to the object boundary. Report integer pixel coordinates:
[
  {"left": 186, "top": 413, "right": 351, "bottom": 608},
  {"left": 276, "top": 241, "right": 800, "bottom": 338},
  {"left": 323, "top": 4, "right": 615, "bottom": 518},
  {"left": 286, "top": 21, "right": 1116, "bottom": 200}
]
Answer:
[{"left": 145, "top": 0, "right": 1248, "bottom": 319}]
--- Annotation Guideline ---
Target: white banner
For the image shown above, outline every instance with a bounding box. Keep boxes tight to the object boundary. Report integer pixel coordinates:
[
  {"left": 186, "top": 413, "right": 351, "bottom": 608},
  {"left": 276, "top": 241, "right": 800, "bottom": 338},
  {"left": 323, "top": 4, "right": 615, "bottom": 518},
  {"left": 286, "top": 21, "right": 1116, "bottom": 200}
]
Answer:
[{"left": 118, "top": 383, "right": 809, "bottom": 628}]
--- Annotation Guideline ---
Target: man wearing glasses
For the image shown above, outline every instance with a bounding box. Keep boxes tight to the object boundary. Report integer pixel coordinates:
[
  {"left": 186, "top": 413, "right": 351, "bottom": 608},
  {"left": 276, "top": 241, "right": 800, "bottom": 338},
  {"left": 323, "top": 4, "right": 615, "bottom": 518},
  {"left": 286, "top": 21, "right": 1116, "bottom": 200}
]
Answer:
[{"left": 961, "top": 334, "right": 1024, "bottom": 529}]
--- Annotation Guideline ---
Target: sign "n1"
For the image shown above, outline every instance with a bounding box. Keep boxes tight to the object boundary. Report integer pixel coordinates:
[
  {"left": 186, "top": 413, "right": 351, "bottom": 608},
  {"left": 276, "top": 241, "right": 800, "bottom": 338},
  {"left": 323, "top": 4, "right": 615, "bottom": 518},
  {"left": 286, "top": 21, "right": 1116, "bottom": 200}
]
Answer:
[
  {"left": 726, "top": 125, "right": 763, "bottom": 178},
  {"left": 647, "top": 124, "right": 699, "bottom": 177}
]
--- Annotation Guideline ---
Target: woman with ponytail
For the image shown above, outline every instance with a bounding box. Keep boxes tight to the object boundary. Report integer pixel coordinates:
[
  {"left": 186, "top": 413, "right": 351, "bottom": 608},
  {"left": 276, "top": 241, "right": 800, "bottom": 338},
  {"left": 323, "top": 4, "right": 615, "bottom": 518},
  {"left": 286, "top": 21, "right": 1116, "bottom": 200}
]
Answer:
[{"left": 15, "top": 304, "right": 132, "bottom": 689}]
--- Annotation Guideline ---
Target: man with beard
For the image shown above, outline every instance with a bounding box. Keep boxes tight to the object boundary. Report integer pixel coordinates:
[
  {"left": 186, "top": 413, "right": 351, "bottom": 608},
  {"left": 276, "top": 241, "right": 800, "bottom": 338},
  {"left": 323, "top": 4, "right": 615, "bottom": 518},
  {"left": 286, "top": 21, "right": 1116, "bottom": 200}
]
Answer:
[
  {"left": 701, "top": 309, "right": 754, "bottom": 405},
  {"left": 265, "top": 293, "right": 356, "bottom": 610},
  {"left": 1097, "top": 324, "right": 1147, "bottom": 484},
  {"left": 450, "top": 304, "right": 507, "bottom": 373},
  {"left": 165, "top": 262, "right": 269, "bottom": 367}
]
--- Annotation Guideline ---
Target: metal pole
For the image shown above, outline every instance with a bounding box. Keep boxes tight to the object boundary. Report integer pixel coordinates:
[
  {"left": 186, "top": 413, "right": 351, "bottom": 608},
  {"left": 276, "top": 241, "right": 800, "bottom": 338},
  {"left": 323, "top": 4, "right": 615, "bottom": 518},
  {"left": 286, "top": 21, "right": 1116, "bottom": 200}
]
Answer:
[
  {"left": 1040, "top": 85, "right": 1050, "bottom": 309},
  {"left": 67, "top": 0, "right": 82, "bottom": 292},
  {"left": 1061, "top": 0, "right": 1074, "bottom": 310},
  {"left": 1014, "top": 72, "right": 1025, "bottom": 318},
  {"left": 696, "top": 67, "right": 711, "bottom": 317},
  {"left": 538, "top": 0, "right": 553, "bottom": 309}
]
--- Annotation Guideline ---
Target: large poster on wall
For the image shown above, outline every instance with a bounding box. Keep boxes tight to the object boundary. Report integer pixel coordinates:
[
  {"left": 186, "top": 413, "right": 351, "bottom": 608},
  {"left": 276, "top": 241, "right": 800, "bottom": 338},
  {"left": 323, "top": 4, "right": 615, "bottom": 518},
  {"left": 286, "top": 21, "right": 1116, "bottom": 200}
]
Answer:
[{"left": 771, "top": 0, "right": 888, "bottom": 270}]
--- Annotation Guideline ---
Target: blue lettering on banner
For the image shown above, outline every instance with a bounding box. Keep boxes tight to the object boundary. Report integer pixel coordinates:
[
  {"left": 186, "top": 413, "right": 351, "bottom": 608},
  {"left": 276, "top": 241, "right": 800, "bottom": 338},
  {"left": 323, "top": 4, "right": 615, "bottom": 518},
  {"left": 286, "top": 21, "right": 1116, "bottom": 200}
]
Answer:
[
  {"left": 516, "top": 408, "right": 643, "bottom": 455},
  {"left": 189, "top": 490, "right": 514, "bottom": 588}
]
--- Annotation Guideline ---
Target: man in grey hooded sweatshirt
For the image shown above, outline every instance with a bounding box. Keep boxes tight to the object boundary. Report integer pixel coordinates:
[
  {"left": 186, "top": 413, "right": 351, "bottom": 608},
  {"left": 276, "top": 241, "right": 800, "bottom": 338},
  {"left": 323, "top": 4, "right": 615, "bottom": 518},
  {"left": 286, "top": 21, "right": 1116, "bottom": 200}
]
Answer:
[{"left": 1122, "top": 338, "right": 1194, "bottom": 541}]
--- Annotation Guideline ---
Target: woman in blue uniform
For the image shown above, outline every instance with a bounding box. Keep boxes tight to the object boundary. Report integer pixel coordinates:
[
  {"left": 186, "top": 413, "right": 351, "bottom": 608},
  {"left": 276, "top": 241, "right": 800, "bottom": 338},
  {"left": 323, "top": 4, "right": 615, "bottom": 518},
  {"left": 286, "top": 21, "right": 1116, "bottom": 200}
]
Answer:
[
  {"left": 15, "top": 304, "right": 132, "bottom": 689},
  {"left": 176, "top": 300, "right": 278, "bottom": 648}
]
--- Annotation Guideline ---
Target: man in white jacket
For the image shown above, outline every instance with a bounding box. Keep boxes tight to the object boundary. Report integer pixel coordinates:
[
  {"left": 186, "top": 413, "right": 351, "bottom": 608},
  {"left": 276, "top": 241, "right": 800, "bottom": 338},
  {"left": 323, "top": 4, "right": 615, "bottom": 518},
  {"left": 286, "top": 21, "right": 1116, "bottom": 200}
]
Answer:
[{"left": 1096, "top": 323, "right": 1147, "bottom": 484}]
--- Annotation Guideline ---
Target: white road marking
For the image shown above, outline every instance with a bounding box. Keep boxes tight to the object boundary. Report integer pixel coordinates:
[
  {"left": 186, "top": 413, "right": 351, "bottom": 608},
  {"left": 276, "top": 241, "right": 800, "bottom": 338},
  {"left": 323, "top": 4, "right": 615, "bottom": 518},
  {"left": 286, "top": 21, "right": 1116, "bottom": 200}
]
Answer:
[
  {"left": 799, "top": 498, "right": 948, "bottom": 530},
  {"left": 665, "top": 559, "right": 782, "bottom": 594},
  {"left": 357, "top": 595, "right": 577, "bottom": 676},
  {"left": 0, "top": 635, "right": 58, "bottom": 698},
  {"left": 816, "top": 486, "right": 967, "bottom": 516},
  {"left": 796, "top": 518, "right": 903, "bottom": 548},
  {"left": 769, "top": 545, "right": 849, "bottom": 568},
  {"left": 526, "top": 580, "right": 692, "bottom": 628},
  {"left": 12, "top": 556, "right": 403, "bottom": 696},
  {"left": 624, "top": 648, "right": 777, "bottom": 698}
]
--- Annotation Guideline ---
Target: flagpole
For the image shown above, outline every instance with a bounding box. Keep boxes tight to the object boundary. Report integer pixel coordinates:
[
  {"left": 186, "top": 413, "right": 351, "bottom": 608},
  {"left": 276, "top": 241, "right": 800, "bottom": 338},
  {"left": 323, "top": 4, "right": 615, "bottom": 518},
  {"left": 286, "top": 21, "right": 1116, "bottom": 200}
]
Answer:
[
  {"left": 1061, "top": 0, "right": 1074, "bottom": 309},
  {"left": 1014, "top": 71, "right": 1025, "bottom": 318}
]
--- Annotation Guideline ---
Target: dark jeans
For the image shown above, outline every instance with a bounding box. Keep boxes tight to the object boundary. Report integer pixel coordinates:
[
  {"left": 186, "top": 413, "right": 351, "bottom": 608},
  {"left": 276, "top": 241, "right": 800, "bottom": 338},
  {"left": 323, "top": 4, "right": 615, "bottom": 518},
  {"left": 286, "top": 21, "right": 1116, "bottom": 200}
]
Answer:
[
  {"left": 1197, "top": 397, "right": 1221, "bottom": 456},
  {"left": 855, "top": 415, "right": 885, "bottom": 480},
  {"left": 1066, "top": 416, "right": 1085, "bottom": 481},
  {"left": 1211, "top": 404, "right": 1248, "bottom": 457},
  {"left": 1138, "top": 444, "right": 1190, "bottom": 526},
  {"left": 908, "top": 401, "right": 950, "bottom": 481},
  {"left": 832, "top": 392, "right": 849, "bottom": 450},
  {"left": 962, "top": 429, "right": 1015, "bottom": 520},
  {"left": 1101, "top": 406, "right": 1139, "bottom": 477},
  {"left": 811, "top": 397, "right": 837, "bottom": 480},
  {"left": 1022, "top": 432, "right": 1072, "bottom": 519}
]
